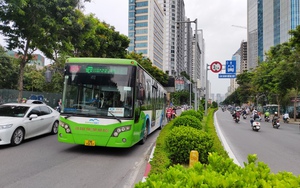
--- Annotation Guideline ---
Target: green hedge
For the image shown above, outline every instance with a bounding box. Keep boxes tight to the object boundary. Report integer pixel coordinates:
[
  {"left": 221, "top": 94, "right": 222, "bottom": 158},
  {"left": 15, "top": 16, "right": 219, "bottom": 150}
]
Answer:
[
  {"left": 165, "top": 126, "right": 213, "bottom": 164},
  {"left": 172, "top": 115, "right": 202, "bottom": 130},
  {"left": 136, "top": 153, "right": 300, "bottom": 187},
  {"left": 180, "top": 109, "right": 203, "bottom": 121}
]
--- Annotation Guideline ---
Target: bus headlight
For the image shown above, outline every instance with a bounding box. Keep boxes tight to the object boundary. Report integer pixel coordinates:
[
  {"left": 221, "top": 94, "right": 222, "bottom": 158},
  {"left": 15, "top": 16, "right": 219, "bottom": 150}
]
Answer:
[
  {"left": 112, "top": 125, "right": 131, "bottom": 137},
  {"left": 60, "top": 123, "right": 72, "bottom": 134}
]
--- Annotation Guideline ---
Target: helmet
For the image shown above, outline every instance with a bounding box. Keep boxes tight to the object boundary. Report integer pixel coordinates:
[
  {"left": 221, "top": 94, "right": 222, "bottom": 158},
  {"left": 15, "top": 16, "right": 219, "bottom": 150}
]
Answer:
[{"left": 275, "top": 112, "right": 278, "bottom": 114}]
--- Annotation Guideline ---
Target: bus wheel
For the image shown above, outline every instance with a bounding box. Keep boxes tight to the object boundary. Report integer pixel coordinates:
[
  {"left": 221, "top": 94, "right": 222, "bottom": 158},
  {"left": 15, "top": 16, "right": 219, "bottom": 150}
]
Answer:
[{"left": 139, "top": 123, "right": 148, "bottom": 145}]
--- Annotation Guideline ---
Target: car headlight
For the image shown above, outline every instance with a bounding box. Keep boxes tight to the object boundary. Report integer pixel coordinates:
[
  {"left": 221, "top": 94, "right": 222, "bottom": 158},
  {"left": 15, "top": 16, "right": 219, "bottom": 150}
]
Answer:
[{"left": 0, "top": 124, "right": 13, "bottom": 129}]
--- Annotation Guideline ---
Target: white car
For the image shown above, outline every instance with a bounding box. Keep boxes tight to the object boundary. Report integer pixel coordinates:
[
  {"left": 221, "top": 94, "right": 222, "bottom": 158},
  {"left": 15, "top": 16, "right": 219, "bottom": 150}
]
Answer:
[{"left": 0, "top": 103, "right": 60, "bottom": 146}]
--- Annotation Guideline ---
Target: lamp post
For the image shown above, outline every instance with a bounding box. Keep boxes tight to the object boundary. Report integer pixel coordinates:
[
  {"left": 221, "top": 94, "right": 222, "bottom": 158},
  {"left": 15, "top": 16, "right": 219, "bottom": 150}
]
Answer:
[
  {"left": 176, "top": 19, "right": 198, "bottom": 110},
  {"left": 205, "top": 64, "right": 209, "bottom": 115}
]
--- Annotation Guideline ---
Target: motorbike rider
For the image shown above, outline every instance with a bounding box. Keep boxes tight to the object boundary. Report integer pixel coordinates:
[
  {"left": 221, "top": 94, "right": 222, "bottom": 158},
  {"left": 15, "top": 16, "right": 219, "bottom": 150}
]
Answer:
[
  {"left": 250, "top": 111, "right": 260, "bottom": 126},
  {"left": 272, "top": 111, "right": 279, "bottom": 125},
  {"left": 264, "top": 110, "right": 270, "bottom": 118},
  {"left": 242, "top": 108, "right": 247, "bottom": 116},
  {"left": 232, "top": 110, "right": 240, "bottom": 120},
  {"left": 283, "top": 112, "right": 289, "bottom": 122},
  {"left": 172, "top": 107, "right": 177, "bottom": 118}
]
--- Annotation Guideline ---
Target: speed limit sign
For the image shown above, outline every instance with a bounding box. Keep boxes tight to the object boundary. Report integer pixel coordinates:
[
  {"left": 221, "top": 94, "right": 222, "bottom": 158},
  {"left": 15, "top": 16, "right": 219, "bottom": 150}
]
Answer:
[{"left": 210, "top": 61, "right": 222, "bottom": 73}]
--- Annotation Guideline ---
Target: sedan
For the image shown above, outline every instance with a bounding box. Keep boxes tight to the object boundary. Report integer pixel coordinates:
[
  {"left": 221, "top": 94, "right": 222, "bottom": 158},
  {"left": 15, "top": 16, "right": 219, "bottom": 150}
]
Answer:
[{"left": 0, "top": 103, "right": 60, "bottom": 146}]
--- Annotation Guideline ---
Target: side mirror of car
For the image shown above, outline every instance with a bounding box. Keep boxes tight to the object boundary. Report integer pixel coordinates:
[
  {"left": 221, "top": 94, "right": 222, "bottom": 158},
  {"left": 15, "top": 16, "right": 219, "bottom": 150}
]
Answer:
[{"left": 29, "top": 114, "right": 38, "bottom": 120}]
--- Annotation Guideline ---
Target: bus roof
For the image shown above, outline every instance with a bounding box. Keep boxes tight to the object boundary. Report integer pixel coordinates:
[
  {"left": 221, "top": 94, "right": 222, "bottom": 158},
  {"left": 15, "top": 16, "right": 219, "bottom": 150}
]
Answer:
[{"left": 66, "top": 58, "right": 138, "bottom": 66}]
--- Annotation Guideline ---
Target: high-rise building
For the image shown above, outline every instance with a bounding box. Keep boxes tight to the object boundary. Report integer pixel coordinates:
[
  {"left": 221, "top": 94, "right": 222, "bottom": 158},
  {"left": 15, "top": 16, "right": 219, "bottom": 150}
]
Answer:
[
  {"left": 128, "top": 0, "right": 165, "bottom": 69},
  {"left": 247, "top": 0, "right": 300, "bottom": 70},
  {"left": 240, "top": 41, "right": 247, "bottom": 72},
  {"left": 128, "top": 0, "right": 205, "bottom": 100}
]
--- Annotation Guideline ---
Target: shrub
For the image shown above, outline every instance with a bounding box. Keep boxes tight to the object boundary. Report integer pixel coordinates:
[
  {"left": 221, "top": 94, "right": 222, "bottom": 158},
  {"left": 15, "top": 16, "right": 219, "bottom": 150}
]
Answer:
[
  {"left": 172, "top": 115, "right": 202, "bottom": 130},
  {"left": 165, "top": 126, "right": 213, "bottom": 164},
  {"left": 135, "top": 153, "right": 300, "bottom": 188},
  {"left": 181, "top": 109, "right": 203, "bottom": 121}
]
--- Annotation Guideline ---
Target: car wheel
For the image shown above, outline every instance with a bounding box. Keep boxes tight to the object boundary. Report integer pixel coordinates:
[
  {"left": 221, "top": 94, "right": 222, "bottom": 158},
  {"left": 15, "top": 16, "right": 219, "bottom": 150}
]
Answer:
[
  {"left": 11, "top": 128, "right": 24, "bottom": 146},
  {"left": 51, "top": 121, "right": 59, "bottom": 134}
]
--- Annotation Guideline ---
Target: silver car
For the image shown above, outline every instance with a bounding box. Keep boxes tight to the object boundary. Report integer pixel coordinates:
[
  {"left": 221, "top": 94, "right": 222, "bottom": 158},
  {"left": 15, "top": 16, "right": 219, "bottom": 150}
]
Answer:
[{"left": 0, "top": 103, "right": 60, "bottom": 146}]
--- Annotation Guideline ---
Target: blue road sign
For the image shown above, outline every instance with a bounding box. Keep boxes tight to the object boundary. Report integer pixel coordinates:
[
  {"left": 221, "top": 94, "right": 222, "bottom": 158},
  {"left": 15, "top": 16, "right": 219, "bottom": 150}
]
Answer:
[
  {"left": 219, "top": 74, "right": 236, "bottom": 78},
  {"left": 226, "top": 60, "right": 236, "bottom": 74}
]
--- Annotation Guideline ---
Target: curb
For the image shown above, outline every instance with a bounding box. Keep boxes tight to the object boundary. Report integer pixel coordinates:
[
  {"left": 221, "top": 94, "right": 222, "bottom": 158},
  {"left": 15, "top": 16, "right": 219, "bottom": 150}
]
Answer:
[{"left": 142, "top": 145, "right": 156, "bottom": 182}]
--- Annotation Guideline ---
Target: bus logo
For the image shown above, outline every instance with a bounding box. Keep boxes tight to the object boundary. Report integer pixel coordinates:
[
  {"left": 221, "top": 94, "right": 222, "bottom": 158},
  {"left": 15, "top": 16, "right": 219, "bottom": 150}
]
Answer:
[
  {"left": 86, "top": 66, "right": 93, "bottom": 73},
  {"left": 87, "top": 118, "right": 100, "bottom": 124}
]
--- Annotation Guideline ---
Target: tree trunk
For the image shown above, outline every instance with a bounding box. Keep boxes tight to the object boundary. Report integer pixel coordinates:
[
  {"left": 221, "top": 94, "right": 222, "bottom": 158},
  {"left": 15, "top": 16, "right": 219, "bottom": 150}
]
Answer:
[
  {"left": 17, "top": 60, "right": 26, "bottom": 103},
  {"left": 276, "top": 95, "right": 280, "bottom": 116},
  {"left": 17, "top": 40, "right": 31, "bottom": 103}
]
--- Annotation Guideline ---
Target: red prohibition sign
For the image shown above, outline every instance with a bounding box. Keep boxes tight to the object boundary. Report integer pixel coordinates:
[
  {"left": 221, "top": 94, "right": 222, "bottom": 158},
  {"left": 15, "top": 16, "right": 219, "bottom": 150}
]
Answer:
[{"left": 210, "top": 61, "right": 222, "bottom": 73}]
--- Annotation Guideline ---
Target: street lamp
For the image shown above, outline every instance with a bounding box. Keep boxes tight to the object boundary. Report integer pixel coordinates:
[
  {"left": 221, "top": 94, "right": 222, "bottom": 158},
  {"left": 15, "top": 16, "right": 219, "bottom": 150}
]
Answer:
[{"left": 176, "top": 19, "right": 198, "bottom": 110}]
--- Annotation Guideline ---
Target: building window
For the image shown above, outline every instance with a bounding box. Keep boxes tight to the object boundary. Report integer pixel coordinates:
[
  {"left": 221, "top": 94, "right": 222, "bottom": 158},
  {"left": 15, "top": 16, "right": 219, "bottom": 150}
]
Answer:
[
  {"left": 136, "top": 22, "right": 148, "bottom": 27},
  {"left": 136, "top": 1, "right": 148, "bottom": 7},
  {"left": 136, "top": 15, "right": 148, "bottom": 21}
]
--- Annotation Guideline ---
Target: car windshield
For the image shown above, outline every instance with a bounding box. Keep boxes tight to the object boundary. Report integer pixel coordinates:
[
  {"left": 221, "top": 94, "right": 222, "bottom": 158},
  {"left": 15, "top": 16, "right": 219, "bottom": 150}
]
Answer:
[
  {"left": 0, "top": 105, "right": 30, "bottom": 117},
  {"left": 61, "top": 64, "right": 135, "bottom": 118}
]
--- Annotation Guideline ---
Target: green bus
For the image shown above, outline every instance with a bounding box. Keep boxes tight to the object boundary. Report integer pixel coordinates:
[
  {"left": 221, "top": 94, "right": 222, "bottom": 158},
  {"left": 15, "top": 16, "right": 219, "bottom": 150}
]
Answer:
[{"left": 58, "top": 58, "right": 168, "bottom": 147}]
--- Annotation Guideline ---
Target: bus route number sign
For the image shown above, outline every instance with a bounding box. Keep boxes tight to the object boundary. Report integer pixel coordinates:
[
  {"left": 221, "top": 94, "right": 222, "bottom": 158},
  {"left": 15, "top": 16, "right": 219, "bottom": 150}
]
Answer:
[{"left": 210, "top": 61, "right": 222, "bottom": 73}]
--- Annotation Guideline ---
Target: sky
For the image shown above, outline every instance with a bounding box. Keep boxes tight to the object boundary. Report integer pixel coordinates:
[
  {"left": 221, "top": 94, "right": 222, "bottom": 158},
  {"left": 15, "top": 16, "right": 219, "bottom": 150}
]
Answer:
[
  {"left": 83, "top": 0, "right": 247, "bottom": 95},
  {"left": 0, "top": 0, "right": 247, "bottom": 95}
]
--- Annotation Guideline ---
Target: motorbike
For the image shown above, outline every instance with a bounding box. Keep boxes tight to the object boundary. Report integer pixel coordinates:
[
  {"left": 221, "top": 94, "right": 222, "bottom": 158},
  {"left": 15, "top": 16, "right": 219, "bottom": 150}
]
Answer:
[
  {"left": 166, "top": 111, "right": 172, "bottom": 122},
  {"left": 234, "top": 116, "right": 240, "bottom": 123},
  {"left": 251, "top": 120, "right": 260, "bottom": 131},
  {"left": 56, "top": 106, "right": 61, "bottom": 113},
  {"left": 283, "top": 117, "right": 289, "bottom": 123},
  {"left": 265, "top": 116, "right": 270, "bottom": 122},
  {"left": 242, "top": 114, "right": 247, "bottom": 119},
  {"left": 272, "top": 118, "right": 280, "bottom": 129}
]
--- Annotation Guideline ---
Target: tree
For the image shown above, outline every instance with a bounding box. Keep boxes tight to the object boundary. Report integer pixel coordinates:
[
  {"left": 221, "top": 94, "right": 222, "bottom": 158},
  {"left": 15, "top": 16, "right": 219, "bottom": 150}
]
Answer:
[
  {"left": 170, "top": 90, "right": 190, "bottom": 106},
  {"left": 0, "top": 0, "right": 80, "bottom": 102},
  {"left": 287, "top": 26, "right": 300, "bottom": 119},
  {"left": 0, "top": 45, "right": 19, "bottom": 89},
  {"left": 235, "top": 71, "right": 254, "bottom": 104},
  {"left": 126, "top": 52, "right": 169, "bottom": 85}
]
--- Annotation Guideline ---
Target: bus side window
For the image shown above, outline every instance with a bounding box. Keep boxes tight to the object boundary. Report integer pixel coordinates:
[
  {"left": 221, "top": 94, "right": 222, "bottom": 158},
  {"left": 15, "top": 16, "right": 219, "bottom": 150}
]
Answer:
[{"left": 137, "top": 83, "right": 145, "bottom": 101}]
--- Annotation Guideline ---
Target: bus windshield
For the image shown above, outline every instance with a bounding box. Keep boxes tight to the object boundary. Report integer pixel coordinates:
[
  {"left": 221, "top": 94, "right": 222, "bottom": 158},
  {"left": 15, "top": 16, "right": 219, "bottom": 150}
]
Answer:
[{"left": 61, "top": 64, "right": 136, "bottom": 118}]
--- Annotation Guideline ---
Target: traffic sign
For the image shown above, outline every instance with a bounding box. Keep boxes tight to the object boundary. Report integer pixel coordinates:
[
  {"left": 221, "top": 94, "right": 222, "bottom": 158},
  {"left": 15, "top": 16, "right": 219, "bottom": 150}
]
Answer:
[
  {"left": 210, "top": 61, "right": 222, "bottom": 73},
  {"left": 226, "top": 60, "right": 236, "bottom": 74},
  {"left": 218, "top": 74, "right": 236, "bottom": 78}
]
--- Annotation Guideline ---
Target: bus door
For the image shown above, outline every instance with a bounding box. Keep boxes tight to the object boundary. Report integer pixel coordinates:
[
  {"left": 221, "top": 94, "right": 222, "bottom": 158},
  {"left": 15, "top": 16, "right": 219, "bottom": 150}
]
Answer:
[
  {"left": 151, "top": 82, "right": 158, "bottom": 127},
  {"left": 135, "top": 67, "right": 145, "bottom": 123}
]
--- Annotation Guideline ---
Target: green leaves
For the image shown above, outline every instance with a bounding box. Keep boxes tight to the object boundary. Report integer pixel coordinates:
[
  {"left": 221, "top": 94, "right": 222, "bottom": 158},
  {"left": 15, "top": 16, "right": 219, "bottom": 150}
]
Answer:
[
  {"left": 137, "top": 152, "right": 300, "bottom": 187},
  {"left": 126, "top": 52, "right": 169, "bottom": 85}
]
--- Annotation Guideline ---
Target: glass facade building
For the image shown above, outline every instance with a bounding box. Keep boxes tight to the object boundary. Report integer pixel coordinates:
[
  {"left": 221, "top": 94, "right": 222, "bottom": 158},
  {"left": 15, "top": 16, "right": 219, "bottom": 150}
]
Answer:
[
  {"left": 128, "top": 0, "right": 164, "bottom": 69},
  {"left": 248, "top": 0, "right": 300, "bottom": 70}
]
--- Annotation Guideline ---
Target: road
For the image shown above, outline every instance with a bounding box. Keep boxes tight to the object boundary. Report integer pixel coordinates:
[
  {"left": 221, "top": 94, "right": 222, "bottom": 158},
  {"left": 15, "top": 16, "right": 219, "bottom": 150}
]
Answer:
[
  {"left": 216, "top": 109, "right": 300, "bottom": 175},
  {"left": 0, "top": 130, "right": 160, "bottom": 188}
]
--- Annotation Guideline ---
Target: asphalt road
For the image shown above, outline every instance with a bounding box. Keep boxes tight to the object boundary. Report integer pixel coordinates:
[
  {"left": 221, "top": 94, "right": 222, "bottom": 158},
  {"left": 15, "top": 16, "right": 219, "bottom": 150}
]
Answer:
[
  {"left": 0, "top": 130, "right": 160, "bottom": 188},
  {"left": 216, "top": 109, "right": 300, "bottom": 175}
]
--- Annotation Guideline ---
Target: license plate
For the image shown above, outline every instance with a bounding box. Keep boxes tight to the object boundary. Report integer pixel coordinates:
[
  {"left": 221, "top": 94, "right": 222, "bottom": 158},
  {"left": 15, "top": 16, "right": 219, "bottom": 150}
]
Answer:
[{"left": 84, "top": 140, "right": 95, "bottom": 146}]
